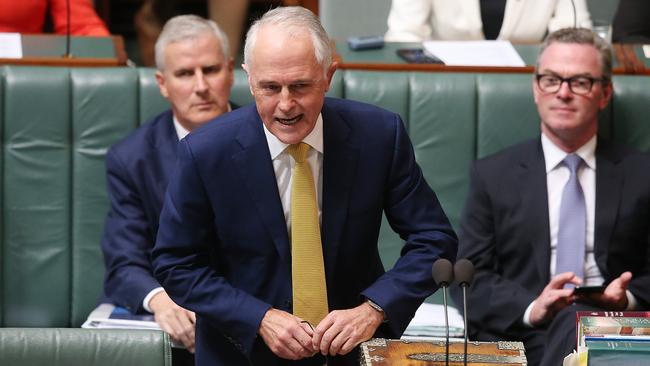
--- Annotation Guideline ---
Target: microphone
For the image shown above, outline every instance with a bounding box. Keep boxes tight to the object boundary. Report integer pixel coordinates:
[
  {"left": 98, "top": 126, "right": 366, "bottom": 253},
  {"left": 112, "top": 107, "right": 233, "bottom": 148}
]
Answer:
[
  {"left": 64, "top": 0, "right": 73, "bottom": 58},
  {"left": 454, "top": 259, "right": 475, "bottom": 366},
  {"left": 432, "top": 258, "right": 453, "bottom": 366}
]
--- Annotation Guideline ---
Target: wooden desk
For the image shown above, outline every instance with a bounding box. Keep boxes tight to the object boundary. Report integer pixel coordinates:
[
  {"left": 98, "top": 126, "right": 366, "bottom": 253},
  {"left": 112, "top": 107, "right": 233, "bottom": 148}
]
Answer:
[
  {"left": 0, "top": 35, "right": 127, "bottom": 67},
  {"left": 335, "top": 42, "right": 650, "bottom": 75}
]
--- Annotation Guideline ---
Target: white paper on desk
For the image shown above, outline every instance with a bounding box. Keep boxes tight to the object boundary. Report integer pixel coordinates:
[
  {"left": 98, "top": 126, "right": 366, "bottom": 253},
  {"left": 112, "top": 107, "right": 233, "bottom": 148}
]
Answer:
[
  {"left": 0, "top": 33, "right": 22, "bottom": 58},
  {"left": 402, "top": 302, "right": 465, "bottom": 338},
  {"left": 423, "top": 40, "right": 525, "bottom": 67}
]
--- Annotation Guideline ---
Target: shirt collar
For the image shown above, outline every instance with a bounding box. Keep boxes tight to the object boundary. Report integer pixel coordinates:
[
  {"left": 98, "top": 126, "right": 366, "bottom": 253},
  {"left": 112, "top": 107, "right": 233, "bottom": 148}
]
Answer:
[
  {"left": 173, "top": 115, "right": 191, "bottom": 141},
  {"left": 263, "top": 114, "right": 324, "bottom": 160},
  {"left": 172, "top": 104, "right": 232, "bottom": 141},
  {"left": 541, "top": 133, "right": 597, "bottom": 173}
]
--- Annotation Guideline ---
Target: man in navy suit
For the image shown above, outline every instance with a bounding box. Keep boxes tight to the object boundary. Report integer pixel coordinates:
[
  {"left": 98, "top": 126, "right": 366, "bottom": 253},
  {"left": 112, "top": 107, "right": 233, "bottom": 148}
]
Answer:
[
  {"left": 452, "top": 28, "right": 650, "bottom": 366},
  {"left": 152, "top": 6, "right": 457, "bottom": 366},
  {"left": 101, "top": 14, "right": 234, "bottom": 353}
]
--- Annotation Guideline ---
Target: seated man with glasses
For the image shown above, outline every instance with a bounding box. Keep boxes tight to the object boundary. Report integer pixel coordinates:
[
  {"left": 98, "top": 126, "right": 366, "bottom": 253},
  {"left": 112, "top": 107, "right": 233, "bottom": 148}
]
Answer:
[{"left": 451, "top": 27, "right": 650, "bottom": 366}]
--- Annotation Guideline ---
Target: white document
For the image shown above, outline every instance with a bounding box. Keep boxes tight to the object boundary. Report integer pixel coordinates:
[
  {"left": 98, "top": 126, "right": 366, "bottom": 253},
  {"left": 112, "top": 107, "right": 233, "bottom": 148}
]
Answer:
[
  {"left": 423, "top": 40, "right": 525, "bottom": 67},
  {"left": 0, "top": 33, "right": 23, "bottom": 59},
  {"left": 402, "top": 302, "right": 465, "bottom": 338},
  {"left": 643, "top": 45, "right": 650, "bottom": 59},
  {"left": 82, "top": 303, "right": 160, "bottom": 330}
]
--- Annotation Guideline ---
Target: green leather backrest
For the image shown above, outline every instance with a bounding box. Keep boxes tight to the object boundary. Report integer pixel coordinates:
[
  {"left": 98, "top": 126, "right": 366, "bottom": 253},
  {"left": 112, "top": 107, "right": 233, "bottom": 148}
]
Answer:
[
  {"left": 0, "top": 328, "right": 171, "bottom": 366},
  {"left": 0, "top": 66, "right": 648, "bottom": 326}
]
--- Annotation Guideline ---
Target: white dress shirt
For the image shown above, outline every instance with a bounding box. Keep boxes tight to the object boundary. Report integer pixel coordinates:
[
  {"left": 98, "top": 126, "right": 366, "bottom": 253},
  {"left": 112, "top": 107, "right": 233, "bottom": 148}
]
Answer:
[{"left": 262, "top": 115, "right": 324, "bottom": 233}]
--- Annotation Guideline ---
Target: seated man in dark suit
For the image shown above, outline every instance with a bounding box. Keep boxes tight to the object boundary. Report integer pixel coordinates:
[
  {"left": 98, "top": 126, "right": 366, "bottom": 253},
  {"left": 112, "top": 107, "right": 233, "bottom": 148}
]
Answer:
[
  {"left": 452, "top": 27, "right": 650, "bottom": 366},
  {"left": 100, "top": 14, "right": 235, "bottom": 353},
  {"left": 151, "top": 6, "right": 458, "bottom": 366}
]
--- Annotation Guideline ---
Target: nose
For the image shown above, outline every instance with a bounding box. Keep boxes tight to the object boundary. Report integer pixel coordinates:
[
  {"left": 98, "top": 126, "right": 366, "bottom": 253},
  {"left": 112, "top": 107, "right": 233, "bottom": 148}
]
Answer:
[
  {"left": 277, "top": 86, "right": 295, "bottom": 112},
  {"left": 194, "top": 71, "right": 208, "bottom": 93},
  {"left": 555, "top": 80, "right": 573, "bottom": 99}
]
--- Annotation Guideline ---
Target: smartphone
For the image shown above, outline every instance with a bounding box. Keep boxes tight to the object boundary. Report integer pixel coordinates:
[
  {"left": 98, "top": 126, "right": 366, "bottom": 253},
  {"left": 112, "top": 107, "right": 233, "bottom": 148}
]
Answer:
[
  {"left": 574, "top": 285, "right": 606, "bottom": 295},
  {"left": 396, "top": 48, "right": 444, "bottom": 64}
]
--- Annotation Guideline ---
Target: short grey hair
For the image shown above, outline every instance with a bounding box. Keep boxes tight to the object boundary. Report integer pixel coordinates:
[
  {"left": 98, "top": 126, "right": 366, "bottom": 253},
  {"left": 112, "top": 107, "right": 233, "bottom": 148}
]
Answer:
[
  {"left": 536, "top": 27, "right": 612, "bottom": 81},
  {"left": 244, "top": 6, "right": 332, "bottom": 74},
  {"left": 155, "top": 14, "right": 230, "bottom": 71}
]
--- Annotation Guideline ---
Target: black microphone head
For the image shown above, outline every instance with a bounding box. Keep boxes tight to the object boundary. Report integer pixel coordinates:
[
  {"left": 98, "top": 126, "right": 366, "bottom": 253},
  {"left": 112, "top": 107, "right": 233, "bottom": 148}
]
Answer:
[
  {"left": 432, "top": 258, "right": 453, "bottom": 287},
  {"left": 454, "top": 258, "right": 475, "bottom": 287}
]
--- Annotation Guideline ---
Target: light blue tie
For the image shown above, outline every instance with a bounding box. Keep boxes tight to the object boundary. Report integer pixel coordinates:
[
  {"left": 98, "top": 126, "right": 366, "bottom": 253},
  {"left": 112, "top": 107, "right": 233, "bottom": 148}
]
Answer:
[{"left": 555, "top": 154, "right": 586, "bottom": 287}]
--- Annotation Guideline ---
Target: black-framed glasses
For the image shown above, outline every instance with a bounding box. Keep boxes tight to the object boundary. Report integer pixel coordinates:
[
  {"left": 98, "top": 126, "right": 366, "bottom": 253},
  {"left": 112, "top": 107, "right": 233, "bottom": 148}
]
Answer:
[{"left": 535, "top": 74, "right": 609, "bottom": 95}]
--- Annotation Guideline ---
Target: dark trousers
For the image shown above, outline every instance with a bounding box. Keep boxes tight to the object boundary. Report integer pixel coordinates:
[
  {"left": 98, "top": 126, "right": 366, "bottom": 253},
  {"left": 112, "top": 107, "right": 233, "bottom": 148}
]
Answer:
[
  {"left": 172, "top": 347, "right": 195, "bottom": 366},
  {"left": 524, "top": 303, "right": 602, "bottom": 366}
]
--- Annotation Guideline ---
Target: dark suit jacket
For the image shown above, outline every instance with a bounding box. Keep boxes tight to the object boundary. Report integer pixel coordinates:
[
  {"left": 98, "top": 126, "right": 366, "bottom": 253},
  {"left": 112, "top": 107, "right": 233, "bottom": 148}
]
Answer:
[
  {"left": 101, "top": 105, "right": 237, "bottom": 313},
  {"left": 452, "top": 137, "right": 650, "bottom": 340},
  {"left": 152, "top": 98, "right": 458, "bottom": 366},
  {"left": 101, "top": 109, "right": 178, "bottom": 313}
]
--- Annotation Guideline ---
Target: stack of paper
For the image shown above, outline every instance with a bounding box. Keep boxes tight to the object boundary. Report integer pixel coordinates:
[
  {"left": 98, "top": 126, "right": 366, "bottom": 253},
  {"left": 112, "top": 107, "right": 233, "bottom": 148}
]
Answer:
[
  {"left": 82, "top": 303, "right": 160, "bottom": 330},
  {"left": 423, "top": 40, "right": 525, "bottom": 67},
  {"left": 402, "top": 303, "right": 464, "bottom": 338}
]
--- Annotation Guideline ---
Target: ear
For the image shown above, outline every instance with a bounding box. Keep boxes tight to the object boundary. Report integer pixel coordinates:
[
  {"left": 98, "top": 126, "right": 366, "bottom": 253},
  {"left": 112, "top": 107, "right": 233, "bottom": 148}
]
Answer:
[
  {"left": 599, "top": 81, "right": 613, "bottom": 110},
  {"left": 323, "top": 61, "right": 338, "bottom": 92},
  {"left": 155, "top": 70, "right": 169, "bottom": 99},
  {"left": 226, "top": 57, "right": 235, "bottom": 88},
  {"left": 532, "top": 75, "right": 541, "bottom": 105},
  {"left": 242, "top": 63, "right": 255, "bottom": 96}
]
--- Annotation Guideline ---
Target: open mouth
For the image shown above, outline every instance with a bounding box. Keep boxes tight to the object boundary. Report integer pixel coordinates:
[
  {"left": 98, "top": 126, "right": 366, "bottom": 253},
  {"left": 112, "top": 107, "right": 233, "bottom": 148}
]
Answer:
[{"left": 276, "top": 114, "right": 303, "bottom": 126}]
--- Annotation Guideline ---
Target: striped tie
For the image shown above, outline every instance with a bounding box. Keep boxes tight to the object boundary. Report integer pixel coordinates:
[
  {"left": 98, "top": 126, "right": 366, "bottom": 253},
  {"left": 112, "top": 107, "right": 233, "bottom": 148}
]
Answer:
[{"left": 287, "top": 143, "right": 328, "bottom": 325}]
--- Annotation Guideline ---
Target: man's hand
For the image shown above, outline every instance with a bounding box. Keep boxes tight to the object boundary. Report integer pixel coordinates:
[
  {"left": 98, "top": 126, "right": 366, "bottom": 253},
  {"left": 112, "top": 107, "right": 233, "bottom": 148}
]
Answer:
[
  {"left": 258, "top": 308, "right": 315, "bottom": 360},
  {"left": 529, "top": 272, "right": 580, "bottom": 326},
  {"left": 149, "top": 291, "right": 196, "bottom": 353},
  {"left": 312, "top": 302, "right": 383, "bottom": 356},
  {"left": 576, "top": 271, "right": 632, "bottom": 310}
]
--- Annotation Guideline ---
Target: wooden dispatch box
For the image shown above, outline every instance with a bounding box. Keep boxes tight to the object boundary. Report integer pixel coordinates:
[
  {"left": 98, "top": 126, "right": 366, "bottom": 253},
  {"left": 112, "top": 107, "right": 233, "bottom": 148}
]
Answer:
[{"left": 360, "top": 338, "right": 527, "bottom": 365}]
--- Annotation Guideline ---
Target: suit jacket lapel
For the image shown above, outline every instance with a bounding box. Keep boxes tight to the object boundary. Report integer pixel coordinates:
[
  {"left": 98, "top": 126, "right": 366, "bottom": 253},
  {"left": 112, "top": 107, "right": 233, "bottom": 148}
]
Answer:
[
  {"left": 151, "top": 111, "right": 178, "bottom": 212},
  {"left": 232, "top": 109, "right": 291, "bottom": 264},
  {"left": 518, "top": 140, "right": 551, "bottom": 282},
  {"left": 594, "top": 140, "right": 623, "bottom": 277},
  {"left": 321, "top": 102, "right": 358, "bottom": 283}
]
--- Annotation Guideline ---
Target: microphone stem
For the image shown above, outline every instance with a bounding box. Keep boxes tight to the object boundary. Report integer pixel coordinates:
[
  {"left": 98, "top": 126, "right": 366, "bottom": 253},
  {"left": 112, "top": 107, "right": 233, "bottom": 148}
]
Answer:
[
  {"left": 443, "top": 286, "right": 449, "bottom": 366},
  {"left": 463, "top": 285, "right": 468, "bottom": 366}
]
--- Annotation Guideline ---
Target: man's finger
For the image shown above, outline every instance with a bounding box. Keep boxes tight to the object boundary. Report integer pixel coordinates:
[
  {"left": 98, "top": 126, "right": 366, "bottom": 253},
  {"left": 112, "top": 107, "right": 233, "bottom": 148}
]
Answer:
[{"left": 312, "top": 314, "right": 334, "bottom": 351}]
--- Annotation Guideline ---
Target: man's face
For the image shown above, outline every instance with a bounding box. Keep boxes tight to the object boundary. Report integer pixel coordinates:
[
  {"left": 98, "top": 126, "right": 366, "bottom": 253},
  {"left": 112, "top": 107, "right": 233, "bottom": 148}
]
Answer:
[
  {"left": 533, "top": 42, "right": 612, "bottom": 150},
  {"left": 156, "top": 33, "right": 234, "bottom": 131},
  {"left": 244, "top": 26, "right": 336, "bottom": 144}
]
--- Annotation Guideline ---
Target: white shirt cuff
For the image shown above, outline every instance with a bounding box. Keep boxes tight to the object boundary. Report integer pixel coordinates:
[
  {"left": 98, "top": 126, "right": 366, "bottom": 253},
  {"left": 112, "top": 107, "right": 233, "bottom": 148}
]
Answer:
[
  {"left": 522, "top": 300, "right": 536, "bottom": 328},
  {"left": 142, "top": 287, "right": 165, "bottom": 313}
]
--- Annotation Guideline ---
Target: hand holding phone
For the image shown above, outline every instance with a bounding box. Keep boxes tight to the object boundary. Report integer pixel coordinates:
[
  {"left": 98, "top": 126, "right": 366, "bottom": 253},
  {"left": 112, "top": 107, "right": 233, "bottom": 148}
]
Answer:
[{"left": 573, "top": 285, "right": 606, "bottom": 295}]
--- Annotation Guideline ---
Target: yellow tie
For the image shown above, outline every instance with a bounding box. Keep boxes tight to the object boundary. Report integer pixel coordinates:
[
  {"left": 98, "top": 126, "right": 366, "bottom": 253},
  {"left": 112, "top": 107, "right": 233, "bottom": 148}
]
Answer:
[{"left": 287, "top": 143, "right": 328, "bottom": 325}]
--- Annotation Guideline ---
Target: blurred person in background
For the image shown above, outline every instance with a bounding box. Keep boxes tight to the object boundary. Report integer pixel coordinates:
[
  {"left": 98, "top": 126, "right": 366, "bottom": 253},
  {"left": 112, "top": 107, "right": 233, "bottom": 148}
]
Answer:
[
  {"left": 135, "top": 0, "right": 255, "bottom": 66},
  {"left": 100, "top": 14, "right": 234, "bottom": 366},
  {"left": 0, "top": 0, "right": 109, "bottom": 35},
  {"left": 385, "top": 0, "right": 591, "bottom": 42},
  {"left": 612, "top": 0, "right": 650, "bottom": 44},
  {"left": 451, "top": 28, "right": 650, "bottom": 366}
]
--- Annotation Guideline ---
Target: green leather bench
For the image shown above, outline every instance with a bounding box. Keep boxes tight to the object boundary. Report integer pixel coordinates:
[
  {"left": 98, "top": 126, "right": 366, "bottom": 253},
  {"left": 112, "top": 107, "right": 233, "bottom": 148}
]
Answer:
[
  {"left": 0, "top": 328, "right": 171, "bottom": 366},
  {"left": 1, "top": 66, "right": 649, "bottom": 330}
]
